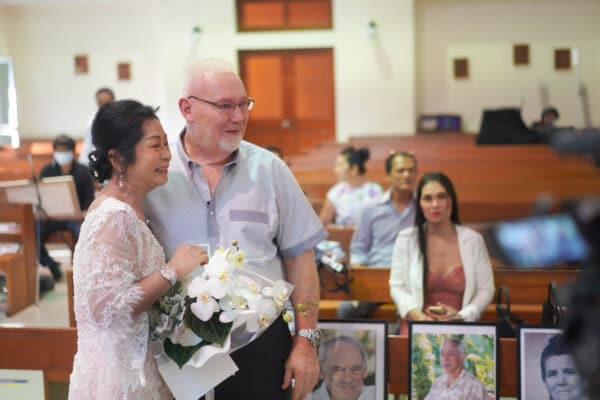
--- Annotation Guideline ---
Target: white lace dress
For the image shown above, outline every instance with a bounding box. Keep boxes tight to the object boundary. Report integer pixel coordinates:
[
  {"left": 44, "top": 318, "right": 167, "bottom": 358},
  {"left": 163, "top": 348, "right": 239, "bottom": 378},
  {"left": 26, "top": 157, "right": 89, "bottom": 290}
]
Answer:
[{"left": 68, "top": 197, "right": 172, "bottom": 400}]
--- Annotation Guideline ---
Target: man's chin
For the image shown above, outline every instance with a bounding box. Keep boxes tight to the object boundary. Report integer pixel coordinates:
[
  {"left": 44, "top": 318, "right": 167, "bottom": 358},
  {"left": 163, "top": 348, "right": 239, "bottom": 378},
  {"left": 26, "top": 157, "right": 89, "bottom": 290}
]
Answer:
[{"left": 219, "top": 137, "right": 242, "bottom": 153}]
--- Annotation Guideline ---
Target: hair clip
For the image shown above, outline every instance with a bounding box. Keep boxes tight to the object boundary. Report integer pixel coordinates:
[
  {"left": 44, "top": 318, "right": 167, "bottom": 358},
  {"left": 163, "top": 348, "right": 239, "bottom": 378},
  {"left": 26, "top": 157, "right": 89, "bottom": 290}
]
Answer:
[{"left": 90, "top": 154, "right": 97, "bottom": 162}]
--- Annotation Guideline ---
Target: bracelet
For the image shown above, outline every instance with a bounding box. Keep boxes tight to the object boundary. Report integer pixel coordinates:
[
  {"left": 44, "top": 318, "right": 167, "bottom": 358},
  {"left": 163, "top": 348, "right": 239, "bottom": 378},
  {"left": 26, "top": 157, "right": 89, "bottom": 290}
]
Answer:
[
  {"left": 294, "top": 301, "right": 319, "bottom": 317},
  {"left": 158, "top": 266, "right": 177, "bottom": 286}
]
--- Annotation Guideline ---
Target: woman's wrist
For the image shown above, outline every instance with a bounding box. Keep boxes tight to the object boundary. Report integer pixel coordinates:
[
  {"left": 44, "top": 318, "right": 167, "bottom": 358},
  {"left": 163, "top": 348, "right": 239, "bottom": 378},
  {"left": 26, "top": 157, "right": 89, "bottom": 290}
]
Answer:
[{"left": 158, "top": 265, "right": 177, "bottom": 286}]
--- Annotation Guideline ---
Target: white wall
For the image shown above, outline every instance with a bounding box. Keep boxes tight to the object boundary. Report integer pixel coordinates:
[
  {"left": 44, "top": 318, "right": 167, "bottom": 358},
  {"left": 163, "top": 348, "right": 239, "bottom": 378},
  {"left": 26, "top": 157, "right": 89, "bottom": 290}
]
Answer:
[
  {"left": 416, "top": 0, "right": 600, "bottom": 132},
  {"left": 4, "top": 0, "right": 416, "bottom": 142},
  {"left": 4, "top": 1, "right": 163, "bottom": 139},
  {"left": 0, "top": 7, "right": 9, "bottom": 56}
]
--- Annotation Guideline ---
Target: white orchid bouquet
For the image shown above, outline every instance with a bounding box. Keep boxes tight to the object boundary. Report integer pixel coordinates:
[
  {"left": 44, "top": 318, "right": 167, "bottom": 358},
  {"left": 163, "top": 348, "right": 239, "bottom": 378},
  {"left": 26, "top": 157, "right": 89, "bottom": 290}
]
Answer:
[{"left": 151, "top": 241, "right": 294, "bottom": 370}]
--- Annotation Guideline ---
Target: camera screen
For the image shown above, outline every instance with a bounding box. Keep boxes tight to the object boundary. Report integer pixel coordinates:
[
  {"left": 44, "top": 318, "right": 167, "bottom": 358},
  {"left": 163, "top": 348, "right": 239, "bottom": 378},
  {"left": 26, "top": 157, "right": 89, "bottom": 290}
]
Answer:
[{"left": 493, "top": 213, "right": 589, "bottom": 266}]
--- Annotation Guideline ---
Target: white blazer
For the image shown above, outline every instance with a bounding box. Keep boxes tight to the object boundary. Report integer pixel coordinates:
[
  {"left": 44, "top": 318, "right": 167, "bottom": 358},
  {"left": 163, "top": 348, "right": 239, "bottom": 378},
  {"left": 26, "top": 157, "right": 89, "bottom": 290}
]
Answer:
[{"left": 389, "top": 225, "right": 495, "bottom": 322}]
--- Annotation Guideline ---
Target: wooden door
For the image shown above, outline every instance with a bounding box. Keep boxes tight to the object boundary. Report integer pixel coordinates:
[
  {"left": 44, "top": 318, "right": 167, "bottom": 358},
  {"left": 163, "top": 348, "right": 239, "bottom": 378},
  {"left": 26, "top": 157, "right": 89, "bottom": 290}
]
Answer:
[{"left": 239, "top": 48, "right": 335, "bottom": 157}]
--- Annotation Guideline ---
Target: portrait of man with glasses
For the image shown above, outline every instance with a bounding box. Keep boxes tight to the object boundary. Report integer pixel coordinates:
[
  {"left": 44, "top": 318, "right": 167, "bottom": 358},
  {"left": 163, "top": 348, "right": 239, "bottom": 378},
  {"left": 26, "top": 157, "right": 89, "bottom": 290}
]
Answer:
[{"left": 311, "top": 335, "right": 375, "bottom": 400}]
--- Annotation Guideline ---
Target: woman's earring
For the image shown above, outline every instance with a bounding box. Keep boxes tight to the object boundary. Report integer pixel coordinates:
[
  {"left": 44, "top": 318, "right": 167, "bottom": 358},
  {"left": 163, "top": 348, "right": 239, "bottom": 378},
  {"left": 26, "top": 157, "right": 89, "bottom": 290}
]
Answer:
[{"left": 117, "top": 169, "right": 126, "bottom": 189}]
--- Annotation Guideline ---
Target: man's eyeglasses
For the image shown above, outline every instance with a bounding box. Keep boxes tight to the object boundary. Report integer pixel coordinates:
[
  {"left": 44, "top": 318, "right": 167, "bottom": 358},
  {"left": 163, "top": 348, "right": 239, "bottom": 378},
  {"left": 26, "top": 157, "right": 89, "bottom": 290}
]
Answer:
[
  {"left": 330, "top": 365, "right": 364, "bottom": 378},
  {"left": 187, "top": 96, "right": 255, "bottom": 113}
]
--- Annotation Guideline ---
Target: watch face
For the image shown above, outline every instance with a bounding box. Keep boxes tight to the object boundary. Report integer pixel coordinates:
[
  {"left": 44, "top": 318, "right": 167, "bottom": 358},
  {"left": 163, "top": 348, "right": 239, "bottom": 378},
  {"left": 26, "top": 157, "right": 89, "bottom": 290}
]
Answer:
[{"left": 313, "top": 330, "right": 322, "bottom": 341}]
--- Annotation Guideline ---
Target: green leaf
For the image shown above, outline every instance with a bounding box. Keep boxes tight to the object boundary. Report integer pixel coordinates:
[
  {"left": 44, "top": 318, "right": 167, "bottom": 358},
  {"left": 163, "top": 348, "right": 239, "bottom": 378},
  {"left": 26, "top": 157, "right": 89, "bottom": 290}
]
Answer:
[
  {"left": 184, "top": 307, "right": 233, "bottom": 346},
  {"left": 163, "top": 338, "right": 207, "bottom": 369}
]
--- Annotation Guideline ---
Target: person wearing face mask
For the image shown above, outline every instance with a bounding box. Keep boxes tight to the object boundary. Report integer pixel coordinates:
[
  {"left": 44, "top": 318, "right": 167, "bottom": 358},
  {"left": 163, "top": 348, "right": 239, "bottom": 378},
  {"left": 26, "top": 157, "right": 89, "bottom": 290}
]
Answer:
[{"left": 38, "top": 134, "right": 95, "bottom": 281}]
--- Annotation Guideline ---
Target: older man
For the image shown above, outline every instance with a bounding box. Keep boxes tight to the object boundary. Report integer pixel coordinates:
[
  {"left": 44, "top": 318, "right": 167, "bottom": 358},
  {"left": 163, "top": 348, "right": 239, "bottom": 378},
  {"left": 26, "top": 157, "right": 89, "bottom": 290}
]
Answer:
[
  {"left": 541, "top": 335, "right": 586, "bottom": 400},
  {"left": 311, "top": 335, "right": 375, "bottom": 400},
  {"left": 338, "top": 151, "right": 417, "bottom": 319},
  {"left": 425, "top": 337, "right": 488, "bottom": 400},
  {"left": 145, "top": 59, "right": 327, "bottom": 400}
]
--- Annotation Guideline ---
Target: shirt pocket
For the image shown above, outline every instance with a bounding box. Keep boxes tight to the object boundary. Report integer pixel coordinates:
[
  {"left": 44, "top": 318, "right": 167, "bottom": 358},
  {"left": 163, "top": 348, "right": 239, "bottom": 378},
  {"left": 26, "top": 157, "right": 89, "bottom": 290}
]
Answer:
[
  {"left": 228, "top": 209, "right": 272, "bottom": 261},
  {"left": 229, "top": 210, "right": 269, "bottom": 224}
]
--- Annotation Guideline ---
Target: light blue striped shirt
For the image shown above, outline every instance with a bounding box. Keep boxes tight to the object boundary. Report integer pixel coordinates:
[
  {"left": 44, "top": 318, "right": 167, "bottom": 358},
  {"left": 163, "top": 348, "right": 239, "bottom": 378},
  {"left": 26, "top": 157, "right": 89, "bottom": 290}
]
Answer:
[
  {"left": 350, "top": 190, "right": 415, "bottom": 267},
  {"left": 144, "top": 136, "right": 327, "bottom": 281}
]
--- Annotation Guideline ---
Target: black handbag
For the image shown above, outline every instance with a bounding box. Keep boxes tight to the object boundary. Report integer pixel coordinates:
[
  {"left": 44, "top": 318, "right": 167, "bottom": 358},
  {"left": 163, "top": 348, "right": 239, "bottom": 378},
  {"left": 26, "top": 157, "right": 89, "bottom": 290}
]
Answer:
[
  {"left": 496, "top": 285, "right": 524, "bottom": 338},
  {"left": 541, "top": 281, "right": 564, "bottom": 327}
]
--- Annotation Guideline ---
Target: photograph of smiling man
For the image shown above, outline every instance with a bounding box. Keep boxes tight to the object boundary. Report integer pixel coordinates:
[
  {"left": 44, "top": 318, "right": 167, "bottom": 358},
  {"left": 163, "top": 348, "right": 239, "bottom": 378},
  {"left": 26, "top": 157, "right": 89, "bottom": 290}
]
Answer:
[{"left": 409, "top": 322, "right": 497, "bottom": 400}]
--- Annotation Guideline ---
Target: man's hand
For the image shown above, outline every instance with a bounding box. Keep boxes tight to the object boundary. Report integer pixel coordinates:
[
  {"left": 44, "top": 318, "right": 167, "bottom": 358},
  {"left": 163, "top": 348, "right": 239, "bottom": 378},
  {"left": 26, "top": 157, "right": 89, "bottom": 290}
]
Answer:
[{"left": 282, "top": 336, "right": 320, "bottom": 400}]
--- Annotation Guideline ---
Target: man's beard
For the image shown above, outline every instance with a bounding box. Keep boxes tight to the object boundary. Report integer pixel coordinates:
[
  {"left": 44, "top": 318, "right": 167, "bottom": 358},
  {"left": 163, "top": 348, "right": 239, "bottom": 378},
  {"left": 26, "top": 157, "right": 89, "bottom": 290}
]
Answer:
[{"left": 219, "top": 134, "right": 242, "bottom": 153}]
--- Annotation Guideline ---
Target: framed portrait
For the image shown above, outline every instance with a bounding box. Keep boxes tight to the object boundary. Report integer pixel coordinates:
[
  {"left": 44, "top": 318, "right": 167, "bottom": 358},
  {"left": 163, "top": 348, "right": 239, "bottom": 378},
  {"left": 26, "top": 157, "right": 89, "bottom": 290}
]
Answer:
[
  {"left": 309, "top": 319, "right": 387, "bottom": 400},
  {"left": 409, "top": 321, "right": 498, "bottom": 400},
  {"left": 518, "top": 326, "right": 586, "bottom": 400}
]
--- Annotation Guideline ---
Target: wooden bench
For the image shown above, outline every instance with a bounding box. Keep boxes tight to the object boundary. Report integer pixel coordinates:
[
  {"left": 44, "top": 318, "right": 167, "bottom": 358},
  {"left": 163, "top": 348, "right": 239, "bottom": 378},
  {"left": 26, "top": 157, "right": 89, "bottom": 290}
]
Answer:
[
  {"left": 0, "top": 203, "right": 38, "bottom": 316},
  {"left": 318, "top": 266, "right": 578, "bottom": 324},
  {"left": 0, "top": 326, "right": 522, "bottom": 398}
]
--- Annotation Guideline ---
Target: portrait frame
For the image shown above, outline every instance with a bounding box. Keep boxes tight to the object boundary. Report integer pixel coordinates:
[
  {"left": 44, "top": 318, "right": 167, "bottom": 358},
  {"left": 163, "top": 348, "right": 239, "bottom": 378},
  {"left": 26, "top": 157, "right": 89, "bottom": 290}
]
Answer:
[
  {"left": 311, "top": 319, "right": 387, "bottom": 400},
  {"left": 517, "top": 326, "right": 585, "bottom": 400},
  {"left": 409, "top": 321, "right": 498, "bottom": 400}
]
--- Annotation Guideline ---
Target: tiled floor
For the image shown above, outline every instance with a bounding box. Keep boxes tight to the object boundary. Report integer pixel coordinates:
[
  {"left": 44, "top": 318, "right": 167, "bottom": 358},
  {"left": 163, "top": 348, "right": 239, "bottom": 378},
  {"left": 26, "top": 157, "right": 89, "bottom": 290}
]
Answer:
[{"left": 0, "top": 244, "right": 71, "bottom": 327}]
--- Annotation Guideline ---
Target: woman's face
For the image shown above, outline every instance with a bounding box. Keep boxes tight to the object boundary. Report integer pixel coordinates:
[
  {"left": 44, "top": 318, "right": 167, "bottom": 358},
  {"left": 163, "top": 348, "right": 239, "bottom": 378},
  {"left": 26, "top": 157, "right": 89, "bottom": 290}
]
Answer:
[
  {"left": 125, "top": 118, "right": 171, "bottom": 193},
  {"left": 419, "top": 180, "right": 452, "bottom": 224},
  {"left": 334, "top": 154, "right": 352, "bottom": 181},
  {"left": 543, "top": 354, "right": 584, "bottom": 400}
]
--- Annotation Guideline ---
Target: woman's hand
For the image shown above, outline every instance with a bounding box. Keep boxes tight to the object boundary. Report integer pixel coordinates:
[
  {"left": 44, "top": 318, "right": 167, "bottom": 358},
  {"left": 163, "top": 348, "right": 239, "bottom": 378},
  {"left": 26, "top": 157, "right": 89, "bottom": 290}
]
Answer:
[
  {"left": 168, "top": 244, "right": 209, "bottom": 278},
  {"left": 426, "top": 302, "right": 463, "bottom": 321},
  {"left": 407, "top": 308, "right": 434, "bottom": 321}
]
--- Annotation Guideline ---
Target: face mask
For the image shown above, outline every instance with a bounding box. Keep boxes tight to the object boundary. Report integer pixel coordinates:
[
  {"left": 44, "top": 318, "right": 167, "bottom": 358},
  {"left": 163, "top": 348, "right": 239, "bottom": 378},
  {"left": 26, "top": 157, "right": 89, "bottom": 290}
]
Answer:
[{"left": 54, "top": 151, "right": 74, "bottom": 165}]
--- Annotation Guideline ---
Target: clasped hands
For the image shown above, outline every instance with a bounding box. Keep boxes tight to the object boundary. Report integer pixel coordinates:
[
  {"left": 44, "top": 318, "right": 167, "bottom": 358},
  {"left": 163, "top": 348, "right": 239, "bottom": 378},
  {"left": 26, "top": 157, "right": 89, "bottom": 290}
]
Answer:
[
  {"left": 425, "top": 302, "right": 464, "bottom": 321},
  {"left": 409, "top": 303, "right": 464, "bottom": 322}
]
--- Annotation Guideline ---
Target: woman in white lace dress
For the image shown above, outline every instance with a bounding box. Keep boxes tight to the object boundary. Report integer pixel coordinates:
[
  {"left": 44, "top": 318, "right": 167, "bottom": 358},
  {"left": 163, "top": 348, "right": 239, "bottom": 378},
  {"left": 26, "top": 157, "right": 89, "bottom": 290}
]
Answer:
[{"left": 69, "top": 100, "right": 208, "bottom": 399}]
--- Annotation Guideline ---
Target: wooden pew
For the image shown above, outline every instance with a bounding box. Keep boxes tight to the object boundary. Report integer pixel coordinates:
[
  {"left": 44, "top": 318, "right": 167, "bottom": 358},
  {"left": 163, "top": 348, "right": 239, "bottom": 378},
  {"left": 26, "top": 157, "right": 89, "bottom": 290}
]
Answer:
[
  {"left": 67, "top": 269, "right": 76, "bottom": 327},
  {"left": 0, "top": 327, "right": 77, "bottom": 399},
  {"left": 318, "top": 267, "right": 579, "bottom": 324},
  {"left": 0, "top": 326, "right": 522, "bottom": 398},
  {"left": 0, "top": 203, "right": 38, "bottom": 315}
]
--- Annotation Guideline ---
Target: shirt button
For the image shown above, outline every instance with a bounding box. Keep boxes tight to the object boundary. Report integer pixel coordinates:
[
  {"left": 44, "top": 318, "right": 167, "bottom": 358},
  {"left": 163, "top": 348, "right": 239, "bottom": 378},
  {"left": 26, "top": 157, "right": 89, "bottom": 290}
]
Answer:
[{"left": 209, "top": 211, "right": 215, "bottom": 216}]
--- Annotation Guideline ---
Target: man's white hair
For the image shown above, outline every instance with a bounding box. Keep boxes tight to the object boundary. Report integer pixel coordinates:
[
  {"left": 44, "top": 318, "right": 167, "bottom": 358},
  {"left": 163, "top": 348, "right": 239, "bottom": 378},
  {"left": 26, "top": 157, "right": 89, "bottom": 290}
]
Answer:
[
  {"left": 181, "top": 58, "right": 236, "bottom": 96},
  {"left": 442, "top": 337, "right": 466, "bottom": 355}
]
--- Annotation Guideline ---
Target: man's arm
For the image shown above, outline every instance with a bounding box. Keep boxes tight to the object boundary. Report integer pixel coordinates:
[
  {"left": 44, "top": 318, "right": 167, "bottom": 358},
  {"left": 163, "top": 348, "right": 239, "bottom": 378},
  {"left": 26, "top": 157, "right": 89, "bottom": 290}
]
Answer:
[{"left": 281, "top": 249, "right": 320, "bottom": 400}]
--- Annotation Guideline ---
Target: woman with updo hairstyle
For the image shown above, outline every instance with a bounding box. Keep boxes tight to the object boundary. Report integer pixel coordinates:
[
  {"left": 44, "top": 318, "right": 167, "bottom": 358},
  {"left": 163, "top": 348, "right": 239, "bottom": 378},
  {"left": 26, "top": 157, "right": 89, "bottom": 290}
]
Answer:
[
  {"left": 389, "top": 172, "right": 494, "bottom": 335},
  {"left": 319, "top": 146, "right": 382, "bottom": 226},
  {"left": 69, "top": 100, "right": 209, "bottom": 399}
]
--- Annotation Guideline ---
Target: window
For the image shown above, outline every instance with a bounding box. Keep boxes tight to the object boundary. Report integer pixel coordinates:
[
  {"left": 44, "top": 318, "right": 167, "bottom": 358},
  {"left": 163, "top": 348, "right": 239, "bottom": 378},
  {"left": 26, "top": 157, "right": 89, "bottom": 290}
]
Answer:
[{"left": 237, "top": 0, "right": 332, "bottom": 31}]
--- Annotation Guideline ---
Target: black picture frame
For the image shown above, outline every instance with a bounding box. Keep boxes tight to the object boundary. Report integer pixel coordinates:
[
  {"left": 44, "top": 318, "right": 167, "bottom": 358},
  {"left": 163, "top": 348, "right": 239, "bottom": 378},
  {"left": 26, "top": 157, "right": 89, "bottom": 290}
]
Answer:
[
  {"left": 409, "top": 321, "right": 498, "bottom": 400},
  {"left": 311, "top": 319, "right": 388, "bottom": 400}
]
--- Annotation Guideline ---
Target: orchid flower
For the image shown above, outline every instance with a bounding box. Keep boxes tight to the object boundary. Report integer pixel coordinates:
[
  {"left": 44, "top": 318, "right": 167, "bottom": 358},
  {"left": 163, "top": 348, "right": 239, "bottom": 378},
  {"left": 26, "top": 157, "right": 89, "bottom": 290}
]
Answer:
[
  {"left": 262, "top": 280, "right": 291, "bottom": 308},
  {"left": 246, "top": 298, "right": 279, "bottom": 332},
  {"left": 188, "top": 277, "right": 220, "bottom": 321}
]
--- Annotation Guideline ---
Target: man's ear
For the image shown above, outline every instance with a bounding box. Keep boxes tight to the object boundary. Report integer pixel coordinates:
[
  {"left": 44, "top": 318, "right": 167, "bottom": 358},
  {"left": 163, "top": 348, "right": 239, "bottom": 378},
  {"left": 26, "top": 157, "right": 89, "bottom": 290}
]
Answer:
[{"left": 179, "top": 97, "right": 193, "bottom": 121}]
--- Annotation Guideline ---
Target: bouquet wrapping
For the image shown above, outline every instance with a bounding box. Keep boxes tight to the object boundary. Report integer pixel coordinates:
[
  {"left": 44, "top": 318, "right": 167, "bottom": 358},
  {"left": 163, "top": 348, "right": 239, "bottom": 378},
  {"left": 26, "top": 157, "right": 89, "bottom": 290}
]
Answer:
[{"left": 151, "top": 242, "right": 294, "bottom": 399}]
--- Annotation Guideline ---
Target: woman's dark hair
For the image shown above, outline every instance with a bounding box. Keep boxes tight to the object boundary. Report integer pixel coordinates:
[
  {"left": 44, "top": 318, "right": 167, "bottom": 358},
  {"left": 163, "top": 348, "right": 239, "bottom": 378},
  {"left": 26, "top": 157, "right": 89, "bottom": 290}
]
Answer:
[
  {"left": 540, "top": 334, "right": 573, "bottom": 381},
  {"left": 88, "top": 99, "right": 159, "bottom": 183},
  {"left": 340, "top": 146, "right": 370, "bottom": 175},
  {"left": 414, "top": 172, "right": 460, "bottom": 297}
]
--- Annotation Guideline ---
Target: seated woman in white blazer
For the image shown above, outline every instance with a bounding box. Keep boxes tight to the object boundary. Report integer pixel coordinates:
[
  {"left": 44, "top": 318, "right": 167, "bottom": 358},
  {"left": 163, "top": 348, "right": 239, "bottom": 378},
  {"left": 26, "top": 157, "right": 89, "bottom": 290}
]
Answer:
[{"left": 389, "top": 172, "right": 495, "bottom": 335}]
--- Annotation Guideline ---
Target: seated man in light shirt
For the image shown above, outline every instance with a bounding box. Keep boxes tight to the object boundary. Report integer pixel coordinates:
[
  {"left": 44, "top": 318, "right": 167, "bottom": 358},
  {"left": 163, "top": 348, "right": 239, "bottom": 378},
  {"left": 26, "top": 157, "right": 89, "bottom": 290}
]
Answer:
[
  {"left": 337, "top": 151, "right": 417, "bottom": 319},
  {"left": 425, "top": 337, "right": 489, "bottom": 400},
  {"left": 310, "top": 335, "right": 375, "bottom": 400}
]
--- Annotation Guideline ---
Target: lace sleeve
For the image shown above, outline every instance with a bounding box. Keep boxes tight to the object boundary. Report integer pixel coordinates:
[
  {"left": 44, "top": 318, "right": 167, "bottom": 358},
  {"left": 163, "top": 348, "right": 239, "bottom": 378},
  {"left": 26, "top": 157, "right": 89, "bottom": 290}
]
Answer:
[{"left": 77, "top": 206, "right": 145, "bottom": 330}]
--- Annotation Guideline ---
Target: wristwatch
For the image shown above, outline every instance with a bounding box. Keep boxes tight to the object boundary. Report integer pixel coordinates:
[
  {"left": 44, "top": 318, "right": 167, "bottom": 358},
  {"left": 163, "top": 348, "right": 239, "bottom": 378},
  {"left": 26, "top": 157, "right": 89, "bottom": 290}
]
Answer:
[
  {"left": 297, "top": 328, "right": 322, "bottom": 347},
  {"left": 158, "top": 266, "right": 177, "bottom": 286}
]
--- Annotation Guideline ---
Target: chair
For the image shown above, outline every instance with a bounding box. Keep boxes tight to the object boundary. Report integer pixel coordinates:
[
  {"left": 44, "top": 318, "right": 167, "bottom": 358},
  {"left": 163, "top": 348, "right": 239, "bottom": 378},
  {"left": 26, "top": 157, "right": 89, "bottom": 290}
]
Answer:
[{"left": 0, "top": 203, "right": 38, "bottom": 315}]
